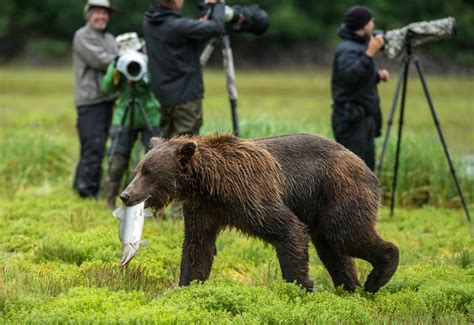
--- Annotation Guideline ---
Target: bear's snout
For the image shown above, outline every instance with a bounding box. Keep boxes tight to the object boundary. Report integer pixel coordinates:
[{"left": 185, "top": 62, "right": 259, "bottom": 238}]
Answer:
[{"left": 119, "top": 192, "right": 130, "bottom": 205}]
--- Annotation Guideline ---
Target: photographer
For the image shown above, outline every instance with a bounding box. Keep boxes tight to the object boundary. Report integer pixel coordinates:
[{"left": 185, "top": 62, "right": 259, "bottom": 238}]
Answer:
[
  {"left": 102, "top": 33, "right": 161, "bottom": 209},
  {"left": 72, "top": 0, "right": 118, "bottom": 199},
  {"left": 331, "top": 5, "right": 389, "bottom": 171},
  {"left": 143, "top": 0, "right": 225, "bottom": 138}
]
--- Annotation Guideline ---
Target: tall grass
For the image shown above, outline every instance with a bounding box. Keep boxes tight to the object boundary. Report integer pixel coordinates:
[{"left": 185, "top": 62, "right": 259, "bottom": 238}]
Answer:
[
  {"left": 2, "top": 67, "right": 472, "bottom": 207},
  {"left": 0, "top": 129, "right": 73, "bottom": 198},
  {"left": 377, "top": 133, "right": 473, "bottom": 208},
  {"left": 0, "top": 112, "right": 472, "bottom": 207}
]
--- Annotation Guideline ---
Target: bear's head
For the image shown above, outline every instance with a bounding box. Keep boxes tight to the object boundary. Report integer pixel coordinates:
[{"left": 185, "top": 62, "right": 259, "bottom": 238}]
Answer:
[{"left": 119, "top": 137, "right": 197, "bottom": 209}]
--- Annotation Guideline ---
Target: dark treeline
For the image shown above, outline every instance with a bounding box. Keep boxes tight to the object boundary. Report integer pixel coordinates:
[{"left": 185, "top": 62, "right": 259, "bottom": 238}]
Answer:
[{"left": 0, "top": 0, "right": 473, "bottom": 64}]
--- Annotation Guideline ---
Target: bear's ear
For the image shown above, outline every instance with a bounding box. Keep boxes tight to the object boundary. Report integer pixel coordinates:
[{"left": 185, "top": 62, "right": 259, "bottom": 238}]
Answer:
[
  {"left": 178, "top": 141, "right": 197, "bottom": 168},
  {"left": 149, "top": 137, "right": 165, "bottom": 150}
]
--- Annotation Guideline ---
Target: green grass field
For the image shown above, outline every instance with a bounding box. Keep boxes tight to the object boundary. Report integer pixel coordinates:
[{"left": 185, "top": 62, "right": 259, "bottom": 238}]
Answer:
[{"left": 0, "top": 67, "right": 473, "bottom": 323}]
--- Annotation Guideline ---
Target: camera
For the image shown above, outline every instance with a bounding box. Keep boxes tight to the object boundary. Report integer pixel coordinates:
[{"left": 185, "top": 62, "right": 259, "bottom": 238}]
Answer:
[
  {"left": 115, "top": 32, "right": 148, "bottom": 82},
  {"left": 373, "top": 29, "right": 385, "bottom": 39},
  {"left": 224, "top": 5, "right": 269, "bottom": 35},
  {"left": 116, "top": 50, "right": 148, "bottom": 82},
  {"left": 200, "top": 3, "right": 270, "bottom": 35},
  {"left": 374, "top": 17, "right": 456, "bottom": 59}
]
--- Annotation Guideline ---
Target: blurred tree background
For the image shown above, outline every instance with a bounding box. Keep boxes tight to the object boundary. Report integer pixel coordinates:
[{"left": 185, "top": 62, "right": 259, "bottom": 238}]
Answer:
[{"left": 0, "top": 0, "right": 473, "bottom": 65}]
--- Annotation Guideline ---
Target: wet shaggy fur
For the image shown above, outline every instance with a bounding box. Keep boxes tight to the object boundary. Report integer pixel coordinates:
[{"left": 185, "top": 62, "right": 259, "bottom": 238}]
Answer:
[{"left": 121, "top": 133, "right": 399, "bottom": 293}]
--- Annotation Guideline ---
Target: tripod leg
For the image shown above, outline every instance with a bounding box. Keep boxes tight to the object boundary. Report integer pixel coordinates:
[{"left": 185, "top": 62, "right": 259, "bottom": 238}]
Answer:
[
  {"left": 127, "top": 99, "right": 158, "bottom": 184},
  {"left": 136, "top": 99, "right": 155, "bottom": 135},
  {"left": 413, "top": 58, "right": 471, "bottom": 223},
  {"left": 103, "top": 101, "right": 131, "bottom": 200},
  {"left": 376, "top": 57, "right": 409, "bottom": 178},
  {"left": 390, "top": 57, "right": 411, "bottom": 216},
  {"left": 109, "top": 102, "right": 131, "bottom": 162},
  {"left": 221, "top": 34, "right": 240, "bottom": 136},
  {"left": 200, "top": 38, "right": 216, "bottom": 66},
  {"left": 128, "top": 140, "right": 143, "bottom": 184}
]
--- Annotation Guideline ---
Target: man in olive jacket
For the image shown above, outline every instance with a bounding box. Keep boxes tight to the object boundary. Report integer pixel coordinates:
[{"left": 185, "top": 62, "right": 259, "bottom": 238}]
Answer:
[
  {"left": 331, "top": 6, "right": 389, "bottom": 170},
  {"left": 72, "top": 0, "right": 118, "bottom": 198},
  {"left": 143, "top": 0, "right": 225, "bottom": 137}
]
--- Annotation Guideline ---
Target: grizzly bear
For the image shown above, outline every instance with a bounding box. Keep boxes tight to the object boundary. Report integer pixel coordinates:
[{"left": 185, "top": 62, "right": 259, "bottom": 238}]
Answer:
[{"left": 120, "top": 133, "right": 399, "bottom": 293}]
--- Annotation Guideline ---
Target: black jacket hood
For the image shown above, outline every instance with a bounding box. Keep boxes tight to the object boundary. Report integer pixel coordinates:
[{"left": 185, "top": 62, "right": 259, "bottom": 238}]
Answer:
[
  {"left": 337, "top": 24, "right": 369, "bottom": 44},
  {"left": 145, "top": 5, "right": 181, "bottom": 25}
]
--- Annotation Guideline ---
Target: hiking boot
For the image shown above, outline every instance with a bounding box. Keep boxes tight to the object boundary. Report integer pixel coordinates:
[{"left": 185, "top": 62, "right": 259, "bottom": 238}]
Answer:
[{"left": 106, "top": 154, "right": 128, "bottom": 210}]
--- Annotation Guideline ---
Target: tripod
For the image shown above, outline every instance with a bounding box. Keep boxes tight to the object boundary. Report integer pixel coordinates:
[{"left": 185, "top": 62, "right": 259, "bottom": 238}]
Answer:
[
  {"left": 108, "top": 82, "right": 156, "bottom": 183},
  {"left": 201, "top": 33, "right": 240, "bottom": 136},
  {"left": 376, "top": 43, "right": 471, "bottom": 223}
]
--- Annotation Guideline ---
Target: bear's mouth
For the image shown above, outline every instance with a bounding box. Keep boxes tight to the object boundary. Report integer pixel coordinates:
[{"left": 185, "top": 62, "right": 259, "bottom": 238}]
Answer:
[
  {"left": 143, "top": 195, "right": 170, "bottom": 211},
  {"left": 124, "top": 195, "right": 151, "bottom": 207}
]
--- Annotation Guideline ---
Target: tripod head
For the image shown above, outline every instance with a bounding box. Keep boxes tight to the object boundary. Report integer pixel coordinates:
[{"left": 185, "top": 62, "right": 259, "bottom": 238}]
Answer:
[{"left": 404, "top": 31, "right": 416, "bottom": 55}]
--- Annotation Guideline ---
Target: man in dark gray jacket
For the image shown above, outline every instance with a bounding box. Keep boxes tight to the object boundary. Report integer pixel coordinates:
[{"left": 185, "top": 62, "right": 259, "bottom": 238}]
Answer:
[
  {"left": 144, "top": 0, "right": 225, "bottom": 137},
  {"left": 72, "top": 0, "right": 118, "bottom": 198},
  {"left": 331, "top": 6, "right": 389, "bottom": 170}
]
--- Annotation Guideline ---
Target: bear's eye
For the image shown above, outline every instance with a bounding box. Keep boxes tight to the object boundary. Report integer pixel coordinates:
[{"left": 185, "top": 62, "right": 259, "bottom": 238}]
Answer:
[{"left": 141, "top": 167, "right": 150, "bottom": 176}]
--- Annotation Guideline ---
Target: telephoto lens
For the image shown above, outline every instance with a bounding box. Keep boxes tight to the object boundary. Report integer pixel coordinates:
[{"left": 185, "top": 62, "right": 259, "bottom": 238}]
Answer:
[
  {"left": 380, "top": 17, "right": 456, "bottom": 59},
  {"left": 116, "top": 51, "right": 148, "bottom": 82}
]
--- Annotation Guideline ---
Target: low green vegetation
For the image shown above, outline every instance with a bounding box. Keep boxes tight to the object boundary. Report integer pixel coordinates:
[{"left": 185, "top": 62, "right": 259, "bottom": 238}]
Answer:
[
  {"left": 1, "top": 190, "right": 473, "bottom": 323},
  {"left": 0, "top": 67, "right": 473, "bottom": 323}
]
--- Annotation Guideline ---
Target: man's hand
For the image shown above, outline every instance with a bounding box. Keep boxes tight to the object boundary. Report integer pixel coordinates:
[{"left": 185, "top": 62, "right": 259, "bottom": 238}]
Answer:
[
  {"left": 366, "top": 35, "right": 384, "bottom": 57},
  {"left": 201, "top": 0, "right": 219, "bottom": 20},
  {"left": 378, "top": 69, "right": 390, "bottom": 82}
]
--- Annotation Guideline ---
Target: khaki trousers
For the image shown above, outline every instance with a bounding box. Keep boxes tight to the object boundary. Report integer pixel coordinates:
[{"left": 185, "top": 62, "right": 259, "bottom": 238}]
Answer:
[{"left": 160, "top": 99, "right": 202, "bottom": 138}]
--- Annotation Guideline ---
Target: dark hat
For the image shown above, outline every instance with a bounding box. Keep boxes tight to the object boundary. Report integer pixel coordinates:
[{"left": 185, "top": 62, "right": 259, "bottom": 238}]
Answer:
[{"left": 344, "top": 5, "right": 373, "bottom": 31}]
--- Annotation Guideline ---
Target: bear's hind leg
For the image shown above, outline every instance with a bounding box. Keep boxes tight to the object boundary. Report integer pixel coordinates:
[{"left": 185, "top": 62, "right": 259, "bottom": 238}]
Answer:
[
  {"left": 347, "top": 236, "right": 399, "bottom": 293},
  {"left": 311, "top": 234, "right": 360, "bottom": 292}
]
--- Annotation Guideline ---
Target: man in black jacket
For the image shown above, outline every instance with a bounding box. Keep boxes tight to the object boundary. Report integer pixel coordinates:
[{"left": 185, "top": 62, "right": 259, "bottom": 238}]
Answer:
[
  {"left": 144, "top": 0, "right": 225, "bottom": 138},
  {"left": 331, "top": 6, "right": 389, "bottom": 170}
]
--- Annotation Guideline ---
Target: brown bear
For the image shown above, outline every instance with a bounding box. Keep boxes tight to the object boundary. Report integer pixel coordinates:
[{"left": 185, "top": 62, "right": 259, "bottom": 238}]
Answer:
[{"left": 120, "top": 133, "right": 399, "bottom": 293}]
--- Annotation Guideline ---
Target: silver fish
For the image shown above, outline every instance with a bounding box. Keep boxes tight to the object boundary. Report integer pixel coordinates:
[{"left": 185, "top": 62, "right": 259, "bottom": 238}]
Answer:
[{"left": 113, "top": 202, "right": 152, "bottom": 267}]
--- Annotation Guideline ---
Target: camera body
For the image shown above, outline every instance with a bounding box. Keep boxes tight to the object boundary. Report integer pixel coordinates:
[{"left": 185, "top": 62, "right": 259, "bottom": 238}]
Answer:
[
  {"left": 223, "top": 4, "right": 269, "bottom": 35},
  {"left": 201, "top": 3, "right": 269, "bottom": 35},
  {"left": 116, "top": 50, "right": 148, "bottom": 82},
  {"left": 373, "top": 29, "right": 385, "bottom": 39},
  {"left": 372, "top": 29, "right": 387, "bottom": 51}
]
